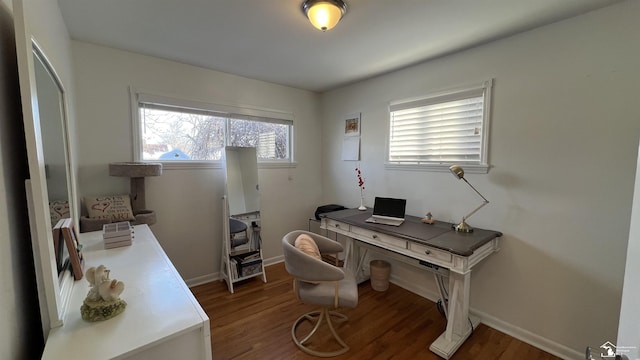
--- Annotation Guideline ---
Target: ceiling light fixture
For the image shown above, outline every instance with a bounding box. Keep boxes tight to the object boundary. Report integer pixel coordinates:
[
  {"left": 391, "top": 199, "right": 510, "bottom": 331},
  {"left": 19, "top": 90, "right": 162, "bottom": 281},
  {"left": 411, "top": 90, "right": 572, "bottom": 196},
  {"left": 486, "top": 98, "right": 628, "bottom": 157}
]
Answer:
[{"left": 302, "top": 0, "right": 347, "bottom": 32}]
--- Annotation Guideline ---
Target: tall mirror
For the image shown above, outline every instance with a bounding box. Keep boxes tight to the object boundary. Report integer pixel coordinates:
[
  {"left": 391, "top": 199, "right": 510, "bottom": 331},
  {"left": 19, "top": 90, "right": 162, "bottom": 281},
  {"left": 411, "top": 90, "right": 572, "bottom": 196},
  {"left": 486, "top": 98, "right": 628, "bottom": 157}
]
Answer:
[
  {"left": 14, "top": 0, "right": 78, "bottom": 335},
  {"left": 220, "top": 146, "right": 265, "bottom": 293},
  {"left": 225, "top": 146, "right": 260, "bottom": 216}
]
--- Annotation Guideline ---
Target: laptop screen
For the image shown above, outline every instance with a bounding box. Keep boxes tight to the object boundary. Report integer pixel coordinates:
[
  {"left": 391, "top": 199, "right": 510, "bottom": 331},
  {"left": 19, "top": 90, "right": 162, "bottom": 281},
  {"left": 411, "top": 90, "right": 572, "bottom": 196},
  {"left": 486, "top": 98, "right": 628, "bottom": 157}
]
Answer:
[{"left": 372, "top": 197, "right": 406, "bottom": 218}]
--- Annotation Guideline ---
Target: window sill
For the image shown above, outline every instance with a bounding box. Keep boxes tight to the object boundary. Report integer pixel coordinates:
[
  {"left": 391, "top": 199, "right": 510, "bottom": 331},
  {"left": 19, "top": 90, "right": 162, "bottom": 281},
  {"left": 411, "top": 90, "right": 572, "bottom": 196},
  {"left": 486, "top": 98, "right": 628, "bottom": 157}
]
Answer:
[
  {"left": 154, "top": 161, "right": 297, "bottom": 170},
  {"left": 158, "top": 161, "right": 223, "bottom": 170},
  {"left": 259, "top": 161, "right": 297, "bottom": 169},
  {"left": 384, "top": 163, "right": 489, "bottom": 174}
]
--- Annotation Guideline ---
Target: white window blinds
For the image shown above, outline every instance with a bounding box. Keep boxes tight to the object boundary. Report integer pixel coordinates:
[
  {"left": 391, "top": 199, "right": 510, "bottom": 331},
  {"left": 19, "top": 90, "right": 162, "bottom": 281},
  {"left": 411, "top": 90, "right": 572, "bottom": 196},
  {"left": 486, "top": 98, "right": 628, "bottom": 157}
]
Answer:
[{"left": 388, "top": 82, "right": 491, "bottom": 166}]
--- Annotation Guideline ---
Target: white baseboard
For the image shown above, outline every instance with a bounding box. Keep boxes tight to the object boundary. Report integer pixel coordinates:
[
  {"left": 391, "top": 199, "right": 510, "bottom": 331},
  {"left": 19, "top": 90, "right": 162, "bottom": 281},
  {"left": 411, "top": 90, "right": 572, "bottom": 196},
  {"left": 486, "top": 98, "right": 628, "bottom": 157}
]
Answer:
[
  {"left": 472, "top": 309, "right": 583, "bottom": 360},
  {"left": 264, "top": 255, "right": 283, "bottom": 266},
  {"left": 185, "top": 255, "right": 283, "bottom": 287},
  {"left": 390, "top": 276, "right": 582, "bottom": 360},
  {"left": 185, "top": 273, "right": 219, "bottom": 287}
]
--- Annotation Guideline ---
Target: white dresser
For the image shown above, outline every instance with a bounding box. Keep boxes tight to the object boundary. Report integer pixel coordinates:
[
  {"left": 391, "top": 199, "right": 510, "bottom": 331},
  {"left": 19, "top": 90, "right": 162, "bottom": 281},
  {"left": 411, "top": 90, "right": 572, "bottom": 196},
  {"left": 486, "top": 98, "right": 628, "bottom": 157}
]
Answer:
[{"left": 42, "top": 225, "right": 212, "bottom": 360}]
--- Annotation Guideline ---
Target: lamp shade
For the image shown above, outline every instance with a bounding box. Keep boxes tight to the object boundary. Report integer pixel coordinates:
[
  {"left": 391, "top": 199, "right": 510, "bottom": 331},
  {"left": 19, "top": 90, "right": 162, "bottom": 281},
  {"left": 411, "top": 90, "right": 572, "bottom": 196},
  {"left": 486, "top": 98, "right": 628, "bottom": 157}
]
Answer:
[
  {"left": 302, "top": 0, "right": 347, "bottom": 31},
  {"left": 449, "top": 165, "right": 465, "bottom": 179}
]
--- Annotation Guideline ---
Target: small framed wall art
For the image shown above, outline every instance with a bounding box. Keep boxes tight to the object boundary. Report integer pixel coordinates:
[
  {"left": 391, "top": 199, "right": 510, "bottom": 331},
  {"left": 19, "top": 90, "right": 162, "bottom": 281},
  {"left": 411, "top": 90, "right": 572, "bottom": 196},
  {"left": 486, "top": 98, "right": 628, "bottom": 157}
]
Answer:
[
  {"left": 342, "top": 113, "right": 361, "bottom": 161},
  {"left": 343, "top": 113, "right": 361, "bottom": 136}
]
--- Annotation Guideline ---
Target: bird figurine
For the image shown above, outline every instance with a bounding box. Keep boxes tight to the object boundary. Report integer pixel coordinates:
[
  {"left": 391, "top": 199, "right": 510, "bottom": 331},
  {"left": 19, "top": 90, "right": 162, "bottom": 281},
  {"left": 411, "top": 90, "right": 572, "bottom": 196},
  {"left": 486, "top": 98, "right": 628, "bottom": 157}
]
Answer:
[
  {"left": 98, "top": 279, "right": 125, "bottom": 301},
  {"left": 81, "top": 264, "right": 127, "bottom": 321}
]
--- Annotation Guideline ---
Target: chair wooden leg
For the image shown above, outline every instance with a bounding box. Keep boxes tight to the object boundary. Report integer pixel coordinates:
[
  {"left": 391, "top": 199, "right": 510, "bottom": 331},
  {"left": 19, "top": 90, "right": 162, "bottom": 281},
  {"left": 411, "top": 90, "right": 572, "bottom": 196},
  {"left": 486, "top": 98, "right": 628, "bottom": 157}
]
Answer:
[{"left": 292, "top": 308, "right": 350, "bottom": 357}]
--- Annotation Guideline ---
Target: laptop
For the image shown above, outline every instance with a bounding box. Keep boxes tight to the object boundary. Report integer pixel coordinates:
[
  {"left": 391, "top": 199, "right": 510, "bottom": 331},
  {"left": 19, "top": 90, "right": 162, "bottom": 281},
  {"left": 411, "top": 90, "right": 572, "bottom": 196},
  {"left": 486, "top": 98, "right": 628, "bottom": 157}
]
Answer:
[{"left": 366, "top": 197, "right": 406, "bottom": 226}]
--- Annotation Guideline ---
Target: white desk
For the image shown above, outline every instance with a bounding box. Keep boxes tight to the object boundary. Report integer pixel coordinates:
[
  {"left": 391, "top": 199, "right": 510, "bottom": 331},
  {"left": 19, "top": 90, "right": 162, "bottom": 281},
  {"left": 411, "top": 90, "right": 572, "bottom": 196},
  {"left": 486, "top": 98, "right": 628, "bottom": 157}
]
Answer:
[
  {"left": 42, "top": 225, "right": 212, "bottom": 360},
  {"left": 321, "top": 209, "right": 501, "bottom": 359}
]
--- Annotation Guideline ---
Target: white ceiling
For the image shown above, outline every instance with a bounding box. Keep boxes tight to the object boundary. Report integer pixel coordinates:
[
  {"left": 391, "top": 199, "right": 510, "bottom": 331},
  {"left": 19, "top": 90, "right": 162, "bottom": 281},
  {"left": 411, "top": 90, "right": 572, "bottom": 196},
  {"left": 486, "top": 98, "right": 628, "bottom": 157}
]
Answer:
[{"left": 57, "top": 0, "right": 622, "bottom": 92}]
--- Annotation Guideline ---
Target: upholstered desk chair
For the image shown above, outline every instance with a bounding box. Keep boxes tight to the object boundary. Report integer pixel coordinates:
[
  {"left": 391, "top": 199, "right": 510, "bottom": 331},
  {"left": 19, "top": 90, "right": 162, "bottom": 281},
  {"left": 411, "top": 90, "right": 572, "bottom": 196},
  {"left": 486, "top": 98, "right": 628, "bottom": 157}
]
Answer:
[{"left": 282, "top": 230, "right": 358, "bottom": 357}]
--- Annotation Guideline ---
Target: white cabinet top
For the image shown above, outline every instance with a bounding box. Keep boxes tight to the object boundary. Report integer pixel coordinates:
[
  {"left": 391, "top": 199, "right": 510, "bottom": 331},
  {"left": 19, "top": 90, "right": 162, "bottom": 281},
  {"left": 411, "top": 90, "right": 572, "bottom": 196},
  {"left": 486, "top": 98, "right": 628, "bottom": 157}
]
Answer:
[{"left": 42, "top": 225, "right": 210, "bottom": 360}]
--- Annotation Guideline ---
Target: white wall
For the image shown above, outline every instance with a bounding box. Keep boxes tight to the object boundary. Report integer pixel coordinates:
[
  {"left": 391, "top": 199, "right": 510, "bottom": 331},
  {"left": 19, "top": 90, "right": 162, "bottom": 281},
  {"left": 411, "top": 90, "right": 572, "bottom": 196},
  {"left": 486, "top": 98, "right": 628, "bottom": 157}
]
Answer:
[
  {"left": 320, "top": 1, "right": 640, "bottom": 358},
  {"left": 71, "top": 42, "right": 322, "bottom": 282}
]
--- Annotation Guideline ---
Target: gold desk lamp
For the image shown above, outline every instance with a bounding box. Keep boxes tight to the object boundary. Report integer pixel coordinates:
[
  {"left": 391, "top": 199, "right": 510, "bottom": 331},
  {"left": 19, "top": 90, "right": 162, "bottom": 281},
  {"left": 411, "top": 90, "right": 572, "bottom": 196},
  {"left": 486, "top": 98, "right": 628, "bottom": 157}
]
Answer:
[{"left": 449, "top": 165, "right": 489, "bottom": 233}]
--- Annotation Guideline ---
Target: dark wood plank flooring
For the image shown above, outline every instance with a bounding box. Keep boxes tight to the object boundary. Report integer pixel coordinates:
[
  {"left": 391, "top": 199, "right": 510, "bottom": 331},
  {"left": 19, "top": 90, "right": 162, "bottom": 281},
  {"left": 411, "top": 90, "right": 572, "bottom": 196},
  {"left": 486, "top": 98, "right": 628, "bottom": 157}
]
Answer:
[{"left": 191, "top": 262, "right": 560, "bottom": 360}]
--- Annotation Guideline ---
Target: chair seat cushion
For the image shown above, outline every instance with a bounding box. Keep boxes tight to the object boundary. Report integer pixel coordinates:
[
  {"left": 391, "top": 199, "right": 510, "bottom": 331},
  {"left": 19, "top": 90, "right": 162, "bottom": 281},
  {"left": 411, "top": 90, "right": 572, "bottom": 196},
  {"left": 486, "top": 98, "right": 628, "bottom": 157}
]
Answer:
[{"left": 298, "top": 269, "right": 358, "bottom": 308}]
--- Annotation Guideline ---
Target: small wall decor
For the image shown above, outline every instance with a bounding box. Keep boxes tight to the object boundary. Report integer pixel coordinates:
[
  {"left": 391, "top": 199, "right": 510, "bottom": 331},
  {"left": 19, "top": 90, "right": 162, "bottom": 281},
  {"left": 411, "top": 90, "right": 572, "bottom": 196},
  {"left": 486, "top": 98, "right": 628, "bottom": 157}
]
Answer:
[
  {"left": 343, "top": 113, "right": 360, "bottom": 136},
  {"left": 341, "top": 112, "right": 361, "bottom": 161},
  {"left": 81, "top": 264, "right": 127, "bottom": 322},
  {"left": 61, "top": 218, "right": 84, "bottom": 280}
]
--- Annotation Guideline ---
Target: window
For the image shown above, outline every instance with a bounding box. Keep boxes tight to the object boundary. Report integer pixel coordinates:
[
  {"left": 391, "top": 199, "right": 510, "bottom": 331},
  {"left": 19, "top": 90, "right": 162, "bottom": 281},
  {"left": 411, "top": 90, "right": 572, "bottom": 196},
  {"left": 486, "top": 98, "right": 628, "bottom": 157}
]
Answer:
[
  {"left": 132, "top": 92, "right": 293, "bottom": 164},
  {"left": 388, "top": 80, "right": 492, "bottom": 172}
]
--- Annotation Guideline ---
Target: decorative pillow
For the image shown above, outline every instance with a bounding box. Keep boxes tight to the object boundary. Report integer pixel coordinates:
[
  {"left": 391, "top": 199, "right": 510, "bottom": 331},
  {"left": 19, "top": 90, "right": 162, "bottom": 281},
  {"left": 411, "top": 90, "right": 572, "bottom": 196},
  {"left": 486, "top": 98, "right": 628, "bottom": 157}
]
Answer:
[
  {"left": 294, "top": 234, "right": 321, "bottom": 260},
  {"left": 84, "top": 195, "right": 136, "bottom": 222},
  {"left": 49, "top": 200, "right": 70, "bottom": 225}
]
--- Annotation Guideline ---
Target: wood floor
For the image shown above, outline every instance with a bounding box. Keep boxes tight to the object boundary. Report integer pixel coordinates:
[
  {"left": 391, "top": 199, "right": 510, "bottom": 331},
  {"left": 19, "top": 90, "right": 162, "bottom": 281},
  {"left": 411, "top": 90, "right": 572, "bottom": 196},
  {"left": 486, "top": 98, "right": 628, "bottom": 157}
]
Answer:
[{"left": 191, "top": 262, "right": 560, "bottom": 360}]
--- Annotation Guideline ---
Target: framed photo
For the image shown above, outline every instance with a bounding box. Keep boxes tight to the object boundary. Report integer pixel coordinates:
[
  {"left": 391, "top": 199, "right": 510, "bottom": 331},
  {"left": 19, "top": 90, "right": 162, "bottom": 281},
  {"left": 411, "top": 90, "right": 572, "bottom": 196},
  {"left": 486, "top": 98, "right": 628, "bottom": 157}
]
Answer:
[
  {"left": 61, "top": 218, "right": 84, "bottom": 280},
  {"left": 52, "top": 219, "right": 66, "bottom": 272},
  {"left": 344, "top": 113, "right": 361, "bottom": 137}
]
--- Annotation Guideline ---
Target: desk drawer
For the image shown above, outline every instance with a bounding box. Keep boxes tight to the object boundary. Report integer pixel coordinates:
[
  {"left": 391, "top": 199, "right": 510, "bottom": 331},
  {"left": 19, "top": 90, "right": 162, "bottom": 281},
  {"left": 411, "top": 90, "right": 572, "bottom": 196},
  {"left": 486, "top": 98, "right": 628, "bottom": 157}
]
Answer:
[
  {"left": 409, "top": 242, "right": 452, "bottom": 264},
  {"left": 351, "top": 227, "right": 407, "bottom": 250},
  {"left": 325, "top": 219, "right": 350, "bottom": 232}
]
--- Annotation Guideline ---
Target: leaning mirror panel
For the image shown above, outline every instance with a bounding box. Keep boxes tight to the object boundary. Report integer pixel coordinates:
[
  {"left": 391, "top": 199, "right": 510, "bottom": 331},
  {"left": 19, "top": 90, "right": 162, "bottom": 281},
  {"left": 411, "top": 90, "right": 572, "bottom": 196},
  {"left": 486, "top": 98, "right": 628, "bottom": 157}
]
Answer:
[
  {"left": 220, "top": 146, "right": 267, "bottom": 293},
  {"left": 14, "top": 1, "right": 79, "bottom": 337},
  {"left": 32, "top": 43, "right": 76, "bottom": 280}
]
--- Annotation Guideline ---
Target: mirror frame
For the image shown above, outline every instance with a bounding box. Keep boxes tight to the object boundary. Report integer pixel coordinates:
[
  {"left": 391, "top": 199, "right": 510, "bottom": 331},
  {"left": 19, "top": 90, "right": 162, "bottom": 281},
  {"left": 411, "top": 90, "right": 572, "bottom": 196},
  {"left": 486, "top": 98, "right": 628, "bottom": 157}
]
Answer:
[{"left": 13, "top": 0, "right": 78, "bottom": 332}]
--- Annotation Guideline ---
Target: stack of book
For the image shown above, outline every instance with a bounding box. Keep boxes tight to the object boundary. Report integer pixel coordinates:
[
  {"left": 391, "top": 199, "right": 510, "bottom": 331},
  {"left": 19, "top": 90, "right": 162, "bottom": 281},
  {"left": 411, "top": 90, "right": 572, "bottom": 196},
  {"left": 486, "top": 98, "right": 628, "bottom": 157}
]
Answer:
[
  {"left": 230, "top": 251, "right": 262, "bottom": 279},
  {"left": 103, "top": 222, "right": 134, "bottom": 249}
]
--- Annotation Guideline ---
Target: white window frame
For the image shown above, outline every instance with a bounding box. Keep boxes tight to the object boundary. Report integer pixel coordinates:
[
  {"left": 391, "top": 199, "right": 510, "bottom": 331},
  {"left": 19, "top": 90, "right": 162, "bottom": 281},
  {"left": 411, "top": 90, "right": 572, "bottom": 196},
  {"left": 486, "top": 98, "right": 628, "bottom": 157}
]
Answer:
[
  {"left": 386, "top": 79, "right": 493, "bottom": 174},
  {"left": 130, "top": 89, "right": 295, "bottom": 169}
]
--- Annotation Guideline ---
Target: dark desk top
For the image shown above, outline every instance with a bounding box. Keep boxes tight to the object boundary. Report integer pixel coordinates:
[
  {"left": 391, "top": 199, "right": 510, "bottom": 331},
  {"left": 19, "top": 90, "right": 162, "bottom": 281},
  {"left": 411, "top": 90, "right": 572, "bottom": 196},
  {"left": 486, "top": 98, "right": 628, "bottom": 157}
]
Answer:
[{"left": 321, "top": 208, "right": 502, "bottom": 257}]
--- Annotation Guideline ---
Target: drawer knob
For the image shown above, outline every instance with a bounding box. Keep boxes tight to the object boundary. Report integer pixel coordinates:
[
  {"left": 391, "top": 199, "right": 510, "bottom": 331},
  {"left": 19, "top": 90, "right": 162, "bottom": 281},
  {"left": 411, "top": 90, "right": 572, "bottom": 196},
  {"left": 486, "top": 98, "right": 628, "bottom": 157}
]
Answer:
[
  {"left": 335, "top": 224, "right": 340, "bottom": 228},
  {"left": 372, "top": 234, "right": 378, "bottom": 239},
  {"left": 425, "top": 250, "right": 431, "bottom": 255}
]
